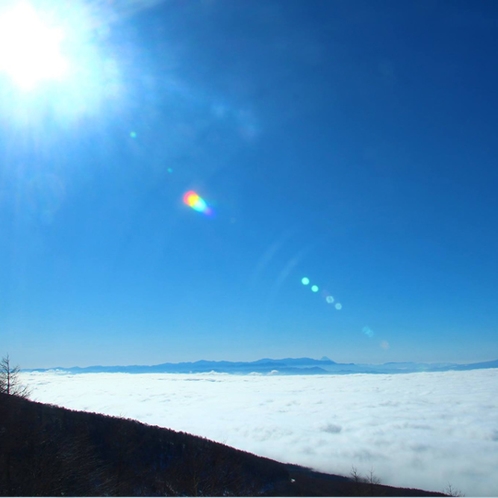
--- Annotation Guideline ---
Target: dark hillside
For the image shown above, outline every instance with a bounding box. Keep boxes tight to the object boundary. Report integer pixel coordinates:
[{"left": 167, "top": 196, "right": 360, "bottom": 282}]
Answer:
[{"left": 0, "top": 393, "right": 446, "bottom": 496}]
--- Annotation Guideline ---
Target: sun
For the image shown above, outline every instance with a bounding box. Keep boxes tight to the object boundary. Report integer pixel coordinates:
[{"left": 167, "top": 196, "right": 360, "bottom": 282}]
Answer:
[
  {"left": 0, "top": 0, "right": 154, "bottom": 123},
  {"left": 0, "top": 0, "right": 125, "bottom": 124},
  {"left": 0, "top": 1, "right": 68, "bottom": 90}
]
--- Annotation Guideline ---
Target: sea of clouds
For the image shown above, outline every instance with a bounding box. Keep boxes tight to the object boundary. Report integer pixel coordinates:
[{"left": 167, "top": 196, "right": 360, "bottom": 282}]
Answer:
[{"left": 21, "top": 369, "right": 498, "bottom": 496}]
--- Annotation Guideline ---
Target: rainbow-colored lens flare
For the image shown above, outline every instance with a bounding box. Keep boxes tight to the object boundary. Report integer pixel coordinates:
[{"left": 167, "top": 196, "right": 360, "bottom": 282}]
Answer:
[{"left": 183, "top": 190, "right": 212, "bottom": 215}]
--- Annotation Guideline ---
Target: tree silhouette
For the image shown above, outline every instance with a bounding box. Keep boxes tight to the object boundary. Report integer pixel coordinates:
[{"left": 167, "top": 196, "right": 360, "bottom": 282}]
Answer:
[{"left": 0, "top": 354, "right": 30, "bottom": 398}]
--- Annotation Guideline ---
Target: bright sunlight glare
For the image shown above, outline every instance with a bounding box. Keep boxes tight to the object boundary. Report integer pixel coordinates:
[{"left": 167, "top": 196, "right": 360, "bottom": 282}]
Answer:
[
  {"left": 0, "top": 2, "right": 68, "bottom": 90},
  {"left": 0, "top": 0, "right": 133, "bottom": 125}
]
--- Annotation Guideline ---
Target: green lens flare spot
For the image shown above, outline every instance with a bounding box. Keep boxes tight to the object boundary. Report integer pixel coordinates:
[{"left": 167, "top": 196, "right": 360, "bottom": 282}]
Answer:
[
  {"left": 301, "top": 277, "right": 310, "bottom": 285},
  {"left": 311, "top": 285, "right": 319, "bottom": 292}
]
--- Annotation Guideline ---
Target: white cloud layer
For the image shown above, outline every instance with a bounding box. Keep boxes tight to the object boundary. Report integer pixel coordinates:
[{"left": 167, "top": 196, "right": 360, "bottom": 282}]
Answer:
[{"left": 21, "top": 369, "right": 498, "bottom": 496}]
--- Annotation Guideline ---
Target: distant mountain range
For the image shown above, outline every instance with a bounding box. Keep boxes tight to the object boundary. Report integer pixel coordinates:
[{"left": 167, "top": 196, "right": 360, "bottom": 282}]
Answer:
[{"left": 28, "top": 356, "right": 498, "bottom": 375}]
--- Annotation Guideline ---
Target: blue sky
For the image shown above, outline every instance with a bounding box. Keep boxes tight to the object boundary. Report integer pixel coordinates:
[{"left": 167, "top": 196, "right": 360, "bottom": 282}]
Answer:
[{"left": 1, "top": 0, "right": 497, "bottom": 368}]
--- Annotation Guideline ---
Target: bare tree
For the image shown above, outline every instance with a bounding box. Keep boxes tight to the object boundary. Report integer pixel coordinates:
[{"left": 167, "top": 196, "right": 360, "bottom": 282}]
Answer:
[
  {"left": 350, "top": 466, "right": 363, "bottom": 483},
  {"left": 444, "top": 484, "right": 465, "bottom": 497},
  {"left": 366, "top": 467, "right": 381, "bottom": 496},
  {"left": 350, "top": 466, "right": 366, "bottom": 496},
  {"left": 349, "top": 466, "right": 381, "bottom": 496},
  {"left": 0, "top": 354, "right": 30, "bottom": 398}
]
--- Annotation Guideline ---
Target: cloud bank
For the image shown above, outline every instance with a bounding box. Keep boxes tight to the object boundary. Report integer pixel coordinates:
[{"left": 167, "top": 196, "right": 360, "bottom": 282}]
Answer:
[{"left": 22, "top": 369, "right": 498, "bottom": 496}]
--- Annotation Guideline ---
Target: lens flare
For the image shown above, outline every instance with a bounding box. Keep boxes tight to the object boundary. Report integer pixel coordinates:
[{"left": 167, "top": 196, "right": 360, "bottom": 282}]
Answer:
[
  {"left": 183, "top": 190, "right": 212, "bottom": 215},
  {"left": 363, "top": 326, "right": 374, "bottom": 338},
  {"left": 300, "top": 277, "right": 343, "bottom": 310}
]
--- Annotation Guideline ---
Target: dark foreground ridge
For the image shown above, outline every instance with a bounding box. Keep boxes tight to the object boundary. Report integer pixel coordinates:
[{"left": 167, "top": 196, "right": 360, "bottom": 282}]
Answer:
[{"left": 0, "top": 393, "right": 446, "bottom": 496}]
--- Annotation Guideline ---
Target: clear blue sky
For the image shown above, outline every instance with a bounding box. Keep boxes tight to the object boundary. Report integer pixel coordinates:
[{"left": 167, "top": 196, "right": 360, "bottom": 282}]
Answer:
[{"left": 1, "top": 0, "right": 497, "bottom": 368}]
